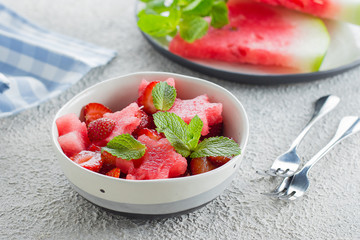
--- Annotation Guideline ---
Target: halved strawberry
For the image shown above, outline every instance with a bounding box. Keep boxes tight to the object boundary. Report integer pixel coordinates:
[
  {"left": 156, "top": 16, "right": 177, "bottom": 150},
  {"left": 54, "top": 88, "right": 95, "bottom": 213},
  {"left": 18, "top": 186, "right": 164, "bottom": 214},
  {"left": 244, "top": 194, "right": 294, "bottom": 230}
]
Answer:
[
  {"left": 190, "top": 157, "right": 216, "bottom": 175},
  {"left": 83, "top": 103, "right": 112, "bottom": 125},
  {"left": 87, "top": 118, "right": 116, "bottom": 142},
  {"left": 87, "top": 143, "right": 102, "bottom": 152},
  {"left": 101, "top": 150, "right": 117, "bottom": 166},
  {"left": 207, "top": 156, "right": 231, "bottom": 166},
  {"left": 137, "top": 81, "right": 159, "bottom": 114},
  {"left": 136, "top": 128, "right": 163, "bottom": 141},
  {"left": 71, "top": 150, "right": 103, "bottom": 172},
  {"left": 106, "top": 168, "right": 121, "bottom": 178}
]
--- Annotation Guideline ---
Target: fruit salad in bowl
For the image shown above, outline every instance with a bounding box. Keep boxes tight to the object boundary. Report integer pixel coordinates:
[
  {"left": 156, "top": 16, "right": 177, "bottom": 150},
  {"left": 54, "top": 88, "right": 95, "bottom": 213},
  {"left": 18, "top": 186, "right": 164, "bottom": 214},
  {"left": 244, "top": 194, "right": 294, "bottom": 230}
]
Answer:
[{"left": 51, "top": 72, "right": 249, "bottom": 215}]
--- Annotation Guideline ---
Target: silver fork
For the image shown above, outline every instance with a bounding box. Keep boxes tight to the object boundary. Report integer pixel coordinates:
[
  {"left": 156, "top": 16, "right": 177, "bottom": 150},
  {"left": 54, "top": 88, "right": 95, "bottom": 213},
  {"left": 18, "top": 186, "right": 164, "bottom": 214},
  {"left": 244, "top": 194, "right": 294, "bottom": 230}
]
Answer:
[
  {"left": 267, "top": 116, "right": 360, "bottom": 200},
  {"left": 257, "top": 95, "right": 340, "bottom": 177}
]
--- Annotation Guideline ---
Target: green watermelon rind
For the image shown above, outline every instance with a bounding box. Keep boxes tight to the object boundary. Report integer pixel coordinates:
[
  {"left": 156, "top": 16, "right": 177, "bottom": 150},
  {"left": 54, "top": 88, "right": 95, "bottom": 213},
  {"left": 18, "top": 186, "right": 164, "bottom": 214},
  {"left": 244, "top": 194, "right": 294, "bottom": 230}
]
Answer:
[{"left": 308, "top": 19, "right": 331, "bottom": 72}]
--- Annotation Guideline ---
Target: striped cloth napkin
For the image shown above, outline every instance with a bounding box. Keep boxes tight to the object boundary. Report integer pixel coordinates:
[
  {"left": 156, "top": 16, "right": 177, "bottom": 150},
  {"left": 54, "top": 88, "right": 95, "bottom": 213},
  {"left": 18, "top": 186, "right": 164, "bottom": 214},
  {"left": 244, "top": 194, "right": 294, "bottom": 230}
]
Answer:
[{"left": 0, "top": 3, "right": 116, "bottom": 118}]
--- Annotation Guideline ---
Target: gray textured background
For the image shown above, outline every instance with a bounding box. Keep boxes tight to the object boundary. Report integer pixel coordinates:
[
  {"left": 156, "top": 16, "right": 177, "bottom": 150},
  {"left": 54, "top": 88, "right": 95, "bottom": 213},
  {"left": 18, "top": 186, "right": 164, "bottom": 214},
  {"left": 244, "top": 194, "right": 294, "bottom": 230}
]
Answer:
[{"left": 1, "top": 0, "right": 360, "bottom": 239}]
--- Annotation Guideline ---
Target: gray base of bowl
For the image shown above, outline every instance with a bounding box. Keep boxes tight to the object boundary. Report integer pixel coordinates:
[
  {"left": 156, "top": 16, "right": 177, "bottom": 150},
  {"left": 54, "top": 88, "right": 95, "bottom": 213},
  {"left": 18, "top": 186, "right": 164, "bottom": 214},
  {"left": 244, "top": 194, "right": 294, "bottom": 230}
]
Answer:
[{"left": 70, "top": 172, "right": 236, "bottom": 216}]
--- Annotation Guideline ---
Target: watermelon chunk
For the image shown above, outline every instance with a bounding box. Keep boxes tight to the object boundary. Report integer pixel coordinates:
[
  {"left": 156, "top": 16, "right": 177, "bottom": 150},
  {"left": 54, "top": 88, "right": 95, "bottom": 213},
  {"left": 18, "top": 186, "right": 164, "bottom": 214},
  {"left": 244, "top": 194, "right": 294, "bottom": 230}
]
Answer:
[
  {"left": 167, "top": 95, "right": 222, "bottom": 136},
  {"left": 126, "top": 135, "right": 187, "bottom": 180},
  {"left": 56, "top": 113, "right": 90, "bottom": 157},
  {"left": 56, "top": 113, "right": 87, "bottom": 139},
  {"left": 169, "top": 0, "right": 330, "bottom": 72},
  {"left": 101, "top": 102, "right": 142, "bottom": 144},
  {"left": 58, "top": 131, "right": 88, "bottom": 158},
  {"left": 138, "top": 78, "right": 176, "bottom": 98},
  {"left": 251, "top": 0, "right": 360, "bottom": 26}
]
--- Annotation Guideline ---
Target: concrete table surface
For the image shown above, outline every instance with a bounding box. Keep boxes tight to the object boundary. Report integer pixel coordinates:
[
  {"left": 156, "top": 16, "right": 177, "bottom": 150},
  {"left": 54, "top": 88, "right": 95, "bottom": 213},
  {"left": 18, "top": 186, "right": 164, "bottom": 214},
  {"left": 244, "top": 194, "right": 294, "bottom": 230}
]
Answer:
[{"left": 1, "top": 0, "right": 360, "bottom": 239}]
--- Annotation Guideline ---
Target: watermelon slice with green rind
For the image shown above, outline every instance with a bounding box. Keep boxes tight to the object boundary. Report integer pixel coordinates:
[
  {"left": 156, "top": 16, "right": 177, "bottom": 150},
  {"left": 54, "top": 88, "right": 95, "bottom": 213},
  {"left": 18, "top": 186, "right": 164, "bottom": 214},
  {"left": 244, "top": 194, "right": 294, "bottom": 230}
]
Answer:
[{"left": 169, "top": 0, "right": 330, "bottom": 72}]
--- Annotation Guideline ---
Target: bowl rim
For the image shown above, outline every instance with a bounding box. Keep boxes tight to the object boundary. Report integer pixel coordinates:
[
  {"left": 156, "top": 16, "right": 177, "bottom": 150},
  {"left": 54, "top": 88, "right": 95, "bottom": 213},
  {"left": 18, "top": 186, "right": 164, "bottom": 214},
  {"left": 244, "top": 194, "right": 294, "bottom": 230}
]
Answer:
[{"left": 51, "top": 71, "right": 250, "bottom": 183}]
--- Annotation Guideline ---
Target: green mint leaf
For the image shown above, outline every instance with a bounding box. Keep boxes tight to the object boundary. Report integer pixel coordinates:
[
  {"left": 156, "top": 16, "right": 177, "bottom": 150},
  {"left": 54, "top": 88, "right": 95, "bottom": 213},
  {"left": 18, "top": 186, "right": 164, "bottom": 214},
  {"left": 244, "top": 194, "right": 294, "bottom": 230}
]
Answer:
[
  {"left": 210, "top": 1, "right": 229, "bottom": 28},
  {"left": 183, "top": 0, "right": 214, "bottom": 16},
  {"left": 179, "top": 16, "right": 209, "bottom": 43},
  {"left": 186, "top": 115, "right": 203, "bottom": 151},
  {"left": 190, "top": 136, "right": 241, "bottom": 158},
  {"left": 153, "top": 112, "right": 191, "bottom": 157},
  {"left": 102, "top": 134, "right": 146, "bottom": 160},
  {"left": 152, "top": 81, "right": 177, "bottom": 111},
  {"left": 137, "top": 10, "right": 180, "bottom": 37}
]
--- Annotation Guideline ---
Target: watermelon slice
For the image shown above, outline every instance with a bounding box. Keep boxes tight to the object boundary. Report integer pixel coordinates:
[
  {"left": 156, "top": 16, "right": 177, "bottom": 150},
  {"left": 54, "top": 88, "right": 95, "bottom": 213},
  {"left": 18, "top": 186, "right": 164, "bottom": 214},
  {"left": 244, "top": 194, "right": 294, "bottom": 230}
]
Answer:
[
  {"left": 251, "top": 0, "right": 360, "bottom": 25},
  {"left": 169, "top": 0, "right": 330, "bottom": 72},
  {"left": 126, "top": 135, "right": 188, "bottom": 180},
  {"left": 168, "top": 95, "right": 222, "bottom": 136}
]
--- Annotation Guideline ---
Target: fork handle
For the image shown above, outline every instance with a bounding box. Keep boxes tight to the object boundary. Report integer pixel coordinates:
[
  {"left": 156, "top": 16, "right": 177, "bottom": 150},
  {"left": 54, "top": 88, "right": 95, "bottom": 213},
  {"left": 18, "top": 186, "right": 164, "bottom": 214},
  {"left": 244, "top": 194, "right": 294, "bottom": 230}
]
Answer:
[
  {"left": 289, "top": 95, "right": 340, "bottom": 150},
  {"left": 302, "top": 116, "right": 360, "bottom": 173}
]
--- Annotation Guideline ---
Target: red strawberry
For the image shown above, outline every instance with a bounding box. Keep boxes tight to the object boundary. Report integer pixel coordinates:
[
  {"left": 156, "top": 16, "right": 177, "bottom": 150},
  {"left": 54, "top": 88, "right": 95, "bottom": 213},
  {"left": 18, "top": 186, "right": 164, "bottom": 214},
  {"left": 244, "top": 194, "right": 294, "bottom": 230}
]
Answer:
[
  {"left": 87, "top": 143, "right": 102, "bottom": 152},
  {"left": 207, "top": 156, "right": 231, "bottom": 166},
  {"left": 190, "top": 157, "right": 216, "bottom": 175},
  {"left": 137, "top": 81, "right": 159, "bottom": 114},
  {"left": 83, "top": 103, "right": 112, "bottom": 125},
  {"left": 87, "top": 118, "right": 116, "bottom": 142},
  {"left": 101, "top": 150, "right": 117, "bottom": 166},
  {"left": 136, "top": 128, "right": 163, "bottom": 141},
  {"left": 71, "top": 150, "right": 103, "bottom": 172},
  {"left": 106, "top": 168, "right": 121, "bottom": 178}
]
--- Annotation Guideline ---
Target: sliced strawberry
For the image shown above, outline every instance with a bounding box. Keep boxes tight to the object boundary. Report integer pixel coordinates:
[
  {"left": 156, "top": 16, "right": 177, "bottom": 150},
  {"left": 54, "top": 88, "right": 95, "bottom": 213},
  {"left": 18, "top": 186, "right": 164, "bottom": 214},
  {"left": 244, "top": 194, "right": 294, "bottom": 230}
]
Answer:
[
  {"left": 71, "top": 150, "right": 103, "bottom": 172},
  {"left": 83, "top": 103, "right": 112, "bottom": 125},
  {"left": 137, "top": 109, "right": 155, "bottom": 129},
  {"left": 207, "top": 156, "right": 231, "bottom": 167},
  {"left": 87, "top": 143, "right": 102, "bottom": 152},
  {"left": 87, "top": 118, "right": 116, "bottom": 142},
  {"left": 136, "top": 128, "right": 163, "bottom": 141},
  {"left": 101, "top": 150, "right": 117, "bottom": 166},
  {"left": 137, "top": 81, "right": 159, "bottom": 114},
  {"left": 106, "top": 168, "right": 121, "bottom": 178},
  {"left": 190, "top": 157, "right": 216, "bottom": 175}
]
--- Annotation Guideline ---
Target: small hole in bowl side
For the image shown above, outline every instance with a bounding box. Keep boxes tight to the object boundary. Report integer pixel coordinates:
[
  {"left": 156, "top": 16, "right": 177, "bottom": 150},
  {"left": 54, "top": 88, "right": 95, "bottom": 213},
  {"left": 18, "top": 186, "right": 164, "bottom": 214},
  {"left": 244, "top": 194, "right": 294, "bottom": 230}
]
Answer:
[
  {"left": 233, "top": 164, "right": 236, "bottom": 168},
  {"left": 100, "top": 189, "right": 105, "bottom": 193}
]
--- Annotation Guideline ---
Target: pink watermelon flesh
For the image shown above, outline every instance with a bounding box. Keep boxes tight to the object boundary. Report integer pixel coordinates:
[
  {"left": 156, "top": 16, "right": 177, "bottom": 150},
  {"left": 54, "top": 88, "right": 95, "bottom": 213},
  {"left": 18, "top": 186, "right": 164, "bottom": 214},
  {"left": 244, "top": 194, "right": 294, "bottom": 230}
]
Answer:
[
  {"left": 58, "top": 131, "right": 87, "bottom": 158},
  {"left": 138, "top": 78, "right": 176, "bottom": 97},
  {"left": 168, "top": 94, "right": 222, "bottom": 136},
  {"left": 56, "top": 113, "right": 87, "bottom": 140},
  {"left": 115, "top": 157, "right": 143, "bottom": 174},
  {"left": 126, "top": 135, "right": 187, "bottom": 180},
  {"left": 169, "top": 0, "right": 329, "bottom": 72},
  {"left": 101, "top": 102, "right": 141, "bottom": 144}
]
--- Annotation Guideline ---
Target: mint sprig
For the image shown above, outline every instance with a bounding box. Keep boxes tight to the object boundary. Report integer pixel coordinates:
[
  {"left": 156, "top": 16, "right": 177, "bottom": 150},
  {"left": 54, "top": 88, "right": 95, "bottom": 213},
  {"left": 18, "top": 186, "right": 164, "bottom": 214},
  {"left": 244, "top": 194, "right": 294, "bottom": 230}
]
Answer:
[
  {"left": 153, "top": 112, "right": 241, "bottom": 158},
  {"left": 152, "top": 81, "right": 177, "bottom": 111},
  {"left": 102, "top": 134, "right": 146, "bottom": 160},
  {"left": 137, "top": 0, "right": 229, "bottom": 43}
]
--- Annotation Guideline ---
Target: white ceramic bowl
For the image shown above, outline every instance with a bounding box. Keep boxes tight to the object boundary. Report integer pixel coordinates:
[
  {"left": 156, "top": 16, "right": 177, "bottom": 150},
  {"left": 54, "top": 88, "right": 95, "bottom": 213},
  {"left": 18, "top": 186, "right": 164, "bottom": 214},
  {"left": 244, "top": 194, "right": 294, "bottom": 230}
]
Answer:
[{"left": 51, "top": 72, "right": 249, "bottom": 215}]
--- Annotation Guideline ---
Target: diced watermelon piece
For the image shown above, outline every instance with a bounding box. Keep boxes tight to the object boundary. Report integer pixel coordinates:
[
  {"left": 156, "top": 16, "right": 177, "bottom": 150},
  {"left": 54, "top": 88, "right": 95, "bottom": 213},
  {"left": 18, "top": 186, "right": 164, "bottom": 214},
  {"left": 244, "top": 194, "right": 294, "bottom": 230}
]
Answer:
[
  {"left": 101, "top": 102, "right": 142, "bottom": 144},
  {"left": 56, "top": 113, "right": 87, "bottom": 140},
  {"left": 250, "top": 0, "right": 360, "bottom": 25},
  {"left": 138, "top": 78, "right": 176, "bottom": 98},
  {"left": 126, "top": 135, "right": 187, "bottom": 180},
  {"left": 58, "top": 131, "right": 88, "bottom": 158},
  {"left": 115, "top": 157, "right": 143, "bottom": 174},
  {"left": 167, "top": 95, "right": 222, "bottom": 135},
  {"left": 169, "top": 0, "right": 330, "bottom": 72}
]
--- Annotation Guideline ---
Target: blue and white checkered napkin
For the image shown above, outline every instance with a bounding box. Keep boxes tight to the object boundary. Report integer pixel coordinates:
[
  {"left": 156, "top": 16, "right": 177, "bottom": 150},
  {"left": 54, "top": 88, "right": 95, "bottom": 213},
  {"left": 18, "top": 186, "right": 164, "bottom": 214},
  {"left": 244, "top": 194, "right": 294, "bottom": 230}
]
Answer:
[{"left": 0, "top": 3, "right": 116, "bottom": 118}]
